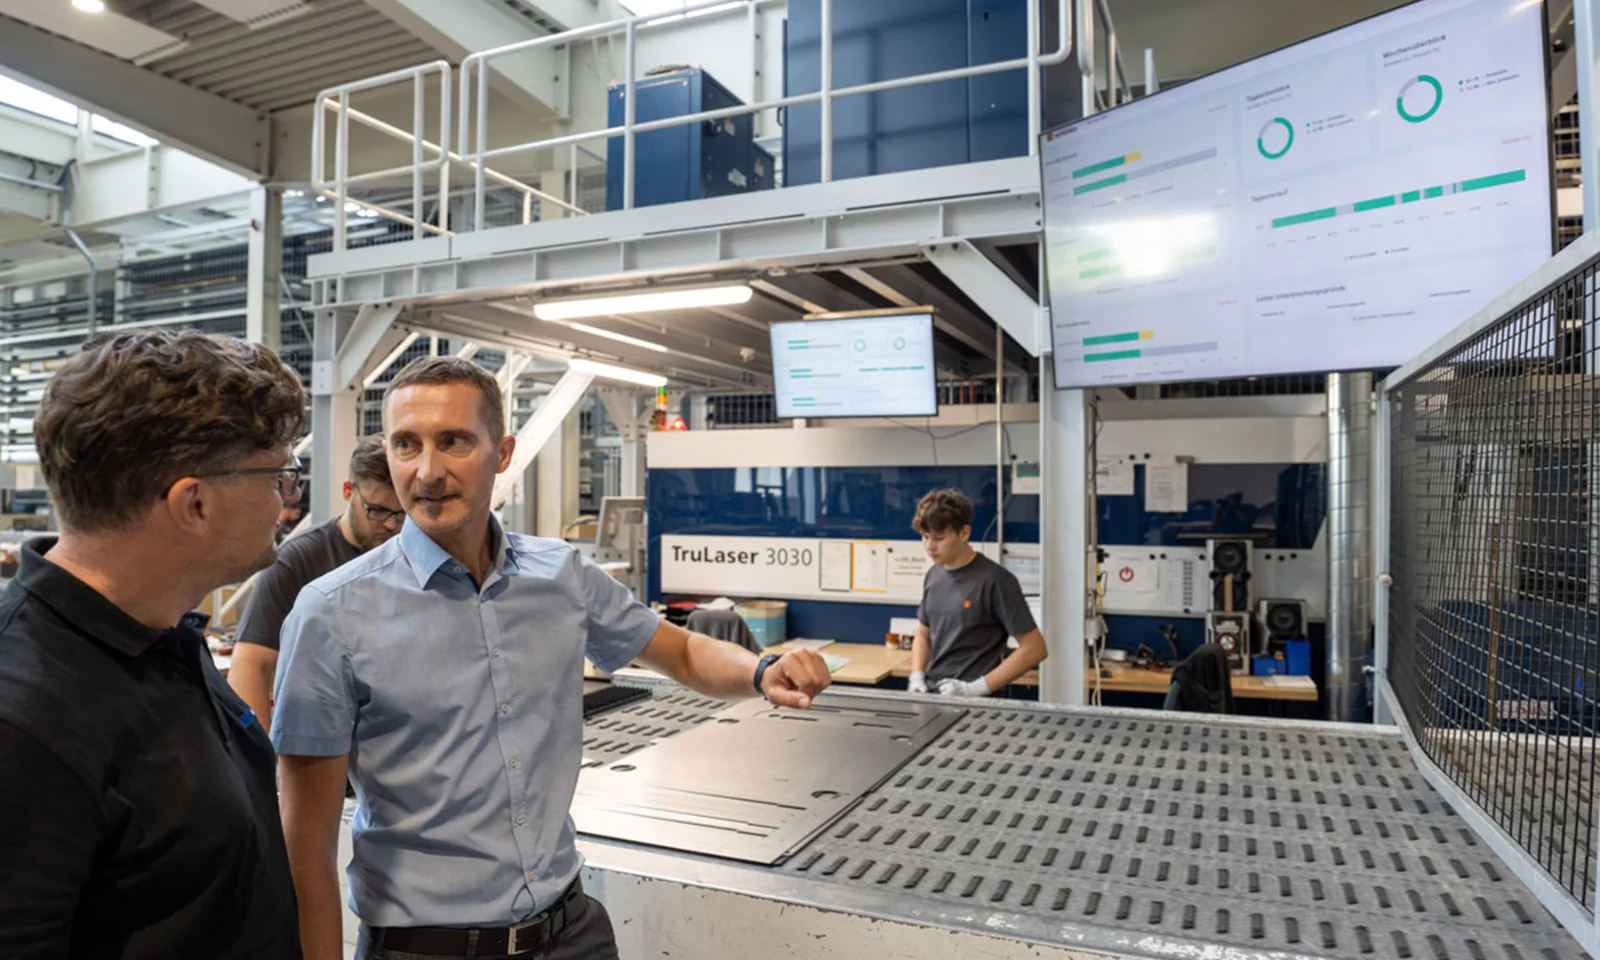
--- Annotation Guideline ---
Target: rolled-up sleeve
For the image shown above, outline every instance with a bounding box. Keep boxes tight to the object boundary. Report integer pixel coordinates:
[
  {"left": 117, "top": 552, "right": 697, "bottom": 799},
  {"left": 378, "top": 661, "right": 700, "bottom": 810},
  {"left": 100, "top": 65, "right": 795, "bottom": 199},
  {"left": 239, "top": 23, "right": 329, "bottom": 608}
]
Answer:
[
  {"left": 271, "top": 586, "right": 357, "bottom": 757},
  {"left": 576, "top": 553, "right": 660, "bottom": 674}
]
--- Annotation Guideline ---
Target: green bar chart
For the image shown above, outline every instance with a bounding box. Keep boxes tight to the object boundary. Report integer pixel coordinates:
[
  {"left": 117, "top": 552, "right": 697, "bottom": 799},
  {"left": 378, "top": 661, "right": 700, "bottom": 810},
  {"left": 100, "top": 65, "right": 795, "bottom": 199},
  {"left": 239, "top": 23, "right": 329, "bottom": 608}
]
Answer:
[{"left": 1271, "top": 169, "right": 1527, "bottom": 230}]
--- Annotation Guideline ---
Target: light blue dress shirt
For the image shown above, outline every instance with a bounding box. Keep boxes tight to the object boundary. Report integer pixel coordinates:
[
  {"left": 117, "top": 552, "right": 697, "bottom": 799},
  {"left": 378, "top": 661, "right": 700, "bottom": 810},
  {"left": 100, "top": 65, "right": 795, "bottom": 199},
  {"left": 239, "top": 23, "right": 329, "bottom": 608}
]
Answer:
[{"left": 271, "top": 517, "right": 659, "bottom": 928}]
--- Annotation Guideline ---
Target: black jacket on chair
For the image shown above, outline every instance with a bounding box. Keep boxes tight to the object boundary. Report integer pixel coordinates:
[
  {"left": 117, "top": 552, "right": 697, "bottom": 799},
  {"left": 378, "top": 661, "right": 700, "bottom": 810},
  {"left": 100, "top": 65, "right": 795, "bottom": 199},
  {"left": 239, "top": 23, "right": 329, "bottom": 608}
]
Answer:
[{"left": 1164, "top": 643, "right": 1236, "bottom": 714}]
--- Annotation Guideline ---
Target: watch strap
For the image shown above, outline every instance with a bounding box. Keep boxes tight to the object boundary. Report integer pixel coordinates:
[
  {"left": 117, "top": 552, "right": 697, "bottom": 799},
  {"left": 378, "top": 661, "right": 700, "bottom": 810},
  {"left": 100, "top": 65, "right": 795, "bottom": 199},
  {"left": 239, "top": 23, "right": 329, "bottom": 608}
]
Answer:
[{"left": 753, "top": 653, "right": 781, "bottom": 695}]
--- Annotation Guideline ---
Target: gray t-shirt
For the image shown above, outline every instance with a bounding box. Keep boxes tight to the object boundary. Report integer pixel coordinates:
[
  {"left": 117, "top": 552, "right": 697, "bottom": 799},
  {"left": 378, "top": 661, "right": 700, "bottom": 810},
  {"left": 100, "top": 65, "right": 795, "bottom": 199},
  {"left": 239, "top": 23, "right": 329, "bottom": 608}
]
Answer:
[
  {"left": 234, "top": 517, "right": 361, "bottom": 651},
  {"left": 917, "top": 553, "right": 1037, "bottom": 684}
]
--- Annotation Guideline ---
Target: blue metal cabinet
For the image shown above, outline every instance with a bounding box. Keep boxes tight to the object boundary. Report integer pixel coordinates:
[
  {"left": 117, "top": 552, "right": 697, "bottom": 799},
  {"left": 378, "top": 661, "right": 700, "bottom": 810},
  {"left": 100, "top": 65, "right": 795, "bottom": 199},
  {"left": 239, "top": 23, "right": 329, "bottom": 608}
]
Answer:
[
  {"left": 605, "top": 68, "right": 771, "bottom": 211},
  {"left": 968, "top": 0, "right": 1030, "bottom": 162},
  {"left": 784, "top": 0, "right": 972, "bottom": 186}
]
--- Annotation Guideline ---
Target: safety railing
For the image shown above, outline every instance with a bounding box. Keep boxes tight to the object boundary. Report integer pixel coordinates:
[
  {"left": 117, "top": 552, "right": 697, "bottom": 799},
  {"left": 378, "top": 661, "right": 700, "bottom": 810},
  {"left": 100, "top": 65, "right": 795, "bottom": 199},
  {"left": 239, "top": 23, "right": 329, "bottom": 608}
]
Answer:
[
  {"left": 1379, "top": 228, "right": 1600, "bottom": 952},
  {"left": 1081, "top": 0, "right": 1133, "bottom": 113},
  {"left": 311, "top": 62, "right": 587, "bottom": 253},
  {"left": 457, "top": 0, "right": 1076, "bottom": 230},
  {"left": 317, "top": 0, "right": 1141, "bottom": 248}
]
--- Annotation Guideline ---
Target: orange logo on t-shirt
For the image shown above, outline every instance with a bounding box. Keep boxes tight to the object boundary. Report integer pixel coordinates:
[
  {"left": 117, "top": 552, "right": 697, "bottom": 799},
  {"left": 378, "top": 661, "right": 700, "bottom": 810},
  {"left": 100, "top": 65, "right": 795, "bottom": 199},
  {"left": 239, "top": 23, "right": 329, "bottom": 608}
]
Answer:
[{"left": 962, "top": 600, "right": 972, "bottom": 609}]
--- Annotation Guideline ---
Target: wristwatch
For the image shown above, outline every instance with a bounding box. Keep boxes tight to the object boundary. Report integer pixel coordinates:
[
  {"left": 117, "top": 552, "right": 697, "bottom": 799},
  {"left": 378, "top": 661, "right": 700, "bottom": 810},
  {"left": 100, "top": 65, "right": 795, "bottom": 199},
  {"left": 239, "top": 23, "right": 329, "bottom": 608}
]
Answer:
[{"left": 753, "top": 653, "right": 782, "bottom": 696}]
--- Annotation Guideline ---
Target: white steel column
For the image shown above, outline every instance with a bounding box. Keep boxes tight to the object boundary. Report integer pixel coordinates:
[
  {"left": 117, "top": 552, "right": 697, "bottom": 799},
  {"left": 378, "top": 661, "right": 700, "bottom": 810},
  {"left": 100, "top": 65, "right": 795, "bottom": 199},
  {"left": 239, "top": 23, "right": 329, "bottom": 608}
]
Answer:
[
  {"left": 536, "top": 407, "right": 582, "bottom": 538},
  {"left": 1039, "top": 361, "right": 1087, "bottom": 705},
  {"left": 1372, "top": 389, "right": 1394, "bottom": 725},
  {"left": 310, "top": 310, "right": 358, "bottom": 523},
  {"left": 245, "top": 184, "right": 282, "bottom": 349},
  {"left": 1577, "top": 0, "right": 1600, "bottom": 228},
  {"left": 598, "top": 388, "right": 650, "bottom": 498}
]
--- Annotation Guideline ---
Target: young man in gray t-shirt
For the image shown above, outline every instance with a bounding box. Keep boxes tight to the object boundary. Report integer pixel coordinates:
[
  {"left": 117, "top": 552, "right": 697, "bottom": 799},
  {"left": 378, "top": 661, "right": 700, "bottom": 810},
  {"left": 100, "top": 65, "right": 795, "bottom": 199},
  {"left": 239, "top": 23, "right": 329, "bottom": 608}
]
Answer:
[
  {"left": 228, "top": 435, "right": 405, "bottom": 731},
  {"left": 909, "top": 488, "right": 1048, "bottom": 697}
]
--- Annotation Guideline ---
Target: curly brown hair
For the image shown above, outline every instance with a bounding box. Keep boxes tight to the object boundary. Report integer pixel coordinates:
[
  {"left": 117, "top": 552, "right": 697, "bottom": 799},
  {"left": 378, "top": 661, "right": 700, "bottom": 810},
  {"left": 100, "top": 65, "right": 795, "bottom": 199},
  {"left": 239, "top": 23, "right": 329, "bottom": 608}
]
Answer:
[
  {"left": 384, "top": 355, "right": 505, "bottom": 439},
  {"left": 35, "top": 331, "right": 307, "bottom": 534},
  {"left": 912, "top": 488, "right": 974, "bottom": 535}
]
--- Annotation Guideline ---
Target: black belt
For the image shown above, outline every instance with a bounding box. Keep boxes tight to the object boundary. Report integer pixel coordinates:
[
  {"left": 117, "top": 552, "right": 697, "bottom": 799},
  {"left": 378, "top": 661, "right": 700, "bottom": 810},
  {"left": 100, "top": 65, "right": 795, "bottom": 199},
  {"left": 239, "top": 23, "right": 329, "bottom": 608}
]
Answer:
[{"left": 373, "top": 879, "right": 586, "bottom": 957}]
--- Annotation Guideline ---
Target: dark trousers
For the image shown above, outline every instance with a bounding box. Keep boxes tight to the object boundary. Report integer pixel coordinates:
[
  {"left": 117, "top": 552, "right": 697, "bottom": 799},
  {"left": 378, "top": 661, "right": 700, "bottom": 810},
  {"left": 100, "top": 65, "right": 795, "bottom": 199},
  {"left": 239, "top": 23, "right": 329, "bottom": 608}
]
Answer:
[{"left": 358, "top": 895, "right": 620, "bottom": 960}]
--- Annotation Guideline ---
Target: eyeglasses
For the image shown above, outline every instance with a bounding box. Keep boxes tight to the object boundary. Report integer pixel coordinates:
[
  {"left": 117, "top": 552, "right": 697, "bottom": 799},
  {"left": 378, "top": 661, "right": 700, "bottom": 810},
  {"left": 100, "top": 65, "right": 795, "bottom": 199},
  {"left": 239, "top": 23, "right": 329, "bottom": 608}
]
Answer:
[
  {"left": 353, "top": 486, "right": 406, "bottom": 526},
  {"left": 189, "top": 457, "right": 306, "bottom": 503}
]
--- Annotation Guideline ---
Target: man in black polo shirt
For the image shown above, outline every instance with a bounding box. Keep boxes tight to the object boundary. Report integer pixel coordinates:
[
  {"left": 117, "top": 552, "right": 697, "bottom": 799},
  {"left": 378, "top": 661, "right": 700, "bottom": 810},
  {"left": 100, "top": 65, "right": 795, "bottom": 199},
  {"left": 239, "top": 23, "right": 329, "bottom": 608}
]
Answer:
[
  {"left": 230, "top": 434, "right": 404, "bottom": 732},
  {"left": 0, "top": 331, "right": 307, "bottom": 959}
]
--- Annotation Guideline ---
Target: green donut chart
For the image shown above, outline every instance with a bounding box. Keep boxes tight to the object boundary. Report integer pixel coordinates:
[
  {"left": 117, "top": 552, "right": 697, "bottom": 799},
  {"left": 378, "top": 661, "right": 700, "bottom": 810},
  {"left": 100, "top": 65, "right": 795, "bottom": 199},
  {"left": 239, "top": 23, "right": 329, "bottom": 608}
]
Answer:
[
  {"left": 1397, "top": 74, "right": 1443, "bottom": 122},
  {"left": 1256, "top": 117, "right": 1294, "bottom": 159}
]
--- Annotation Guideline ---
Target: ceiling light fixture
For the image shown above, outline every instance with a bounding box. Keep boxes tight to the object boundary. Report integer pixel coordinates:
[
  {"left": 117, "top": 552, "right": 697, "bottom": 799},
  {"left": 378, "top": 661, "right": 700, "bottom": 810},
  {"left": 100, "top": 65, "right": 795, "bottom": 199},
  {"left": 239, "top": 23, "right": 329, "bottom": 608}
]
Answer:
[
  {"left": 567, "top": 357, "right": 668, "bottom": 388},
  {"left": 569, "top": 322, "right": 670, "bottom": 353},
  {"left": 72, "top": 0, "right": 106, "bottom": 11},
  {"left": 534, "top": 284, "right": 751, "bottom": 321}
]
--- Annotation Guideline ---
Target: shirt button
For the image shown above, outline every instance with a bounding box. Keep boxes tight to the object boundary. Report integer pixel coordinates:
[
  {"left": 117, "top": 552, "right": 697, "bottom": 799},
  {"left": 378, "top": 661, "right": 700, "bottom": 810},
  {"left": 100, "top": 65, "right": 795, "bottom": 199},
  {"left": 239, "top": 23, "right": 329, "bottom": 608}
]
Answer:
[
  {"left": 500, "top": 703, "right": 510, "bottom": 714},
  {"left": 516, "top": 815, "right": 526, "bottom": 825},
  {"left": 528, "top": 871, "right": 537, "bottom": 881},
  {"left": 509, "top": 759, "right": 519, "bottom": 768},
  {"left": 492, "top": 648, "right": 500, "bottom": 659}
]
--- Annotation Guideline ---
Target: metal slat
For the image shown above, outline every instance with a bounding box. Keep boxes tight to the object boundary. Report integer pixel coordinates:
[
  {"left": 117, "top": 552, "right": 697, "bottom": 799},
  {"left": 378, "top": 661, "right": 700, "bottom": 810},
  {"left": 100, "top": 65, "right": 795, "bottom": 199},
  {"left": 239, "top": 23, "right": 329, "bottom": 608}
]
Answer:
[{"left": 581, "top": 694, "right": 1585, "bottom": 959}]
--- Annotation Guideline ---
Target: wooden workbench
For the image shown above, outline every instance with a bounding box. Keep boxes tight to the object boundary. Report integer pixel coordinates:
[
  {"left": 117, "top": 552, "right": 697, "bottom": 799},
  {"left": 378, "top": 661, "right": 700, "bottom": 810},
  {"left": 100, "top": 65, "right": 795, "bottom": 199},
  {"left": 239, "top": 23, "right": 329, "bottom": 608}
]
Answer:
[
  {"left": 589, "top": 648, "right": 1314, "bottom": 702},
  {"left": 1090, "top": 663, "right": 1319, "bottom": 702}
]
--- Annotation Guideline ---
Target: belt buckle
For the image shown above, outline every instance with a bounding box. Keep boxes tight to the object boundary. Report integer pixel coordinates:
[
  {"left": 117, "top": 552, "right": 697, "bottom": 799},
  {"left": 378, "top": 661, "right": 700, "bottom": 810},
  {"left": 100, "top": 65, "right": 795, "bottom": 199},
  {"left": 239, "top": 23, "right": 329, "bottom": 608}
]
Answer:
[{"left": 507, "top": 917, "right": 540, "bottom": 956}]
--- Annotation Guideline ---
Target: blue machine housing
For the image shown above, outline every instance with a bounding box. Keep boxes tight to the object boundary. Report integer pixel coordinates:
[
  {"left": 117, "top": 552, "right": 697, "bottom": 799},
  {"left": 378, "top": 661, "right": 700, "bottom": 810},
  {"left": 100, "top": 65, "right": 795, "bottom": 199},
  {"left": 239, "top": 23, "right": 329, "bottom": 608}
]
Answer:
[
  {"left": 783, "top": 0, "right": 1042, "bottom": 185},
  {"left": 605, "top": 68, "right": 774, "bottom": 210}
]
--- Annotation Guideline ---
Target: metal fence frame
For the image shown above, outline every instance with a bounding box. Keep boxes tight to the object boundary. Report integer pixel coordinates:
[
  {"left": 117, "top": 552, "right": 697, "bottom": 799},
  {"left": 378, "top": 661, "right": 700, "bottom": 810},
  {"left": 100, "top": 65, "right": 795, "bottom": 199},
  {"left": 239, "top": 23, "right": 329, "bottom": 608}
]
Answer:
[{"left": 1376, "top": 227, "right": 1600, "bottom": 957}]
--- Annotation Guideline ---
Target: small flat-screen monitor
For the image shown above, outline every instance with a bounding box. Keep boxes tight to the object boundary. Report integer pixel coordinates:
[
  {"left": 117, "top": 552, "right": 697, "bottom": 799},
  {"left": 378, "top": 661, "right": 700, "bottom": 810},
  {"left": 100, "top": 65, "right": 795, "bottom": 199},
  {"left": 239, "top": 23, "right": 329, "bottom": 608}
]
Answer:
[
  {"left": 1040, "top": 0, "right": 1553, "bottom": 389},
  {"left": 770, "top": 313, "right": 938, "bottom": 418},
  {"left": 597, "top": 496, "right": 646, "bottom": 550}
]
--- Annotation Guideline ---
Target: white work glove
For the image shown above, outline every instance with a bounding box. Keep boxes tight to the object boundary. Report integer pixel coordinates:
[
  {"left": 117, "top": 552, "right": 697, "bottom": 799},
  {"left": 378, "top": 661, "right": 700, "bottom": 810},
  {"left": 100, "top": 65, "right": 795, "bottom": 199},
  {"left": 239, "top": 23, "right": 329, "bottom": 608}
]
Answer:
[
  {"left": 937, "top": 676, "right": 991, "bottom": 697},
  {"left": 907, "top": 671, "right": 928, "bottom": 694}
]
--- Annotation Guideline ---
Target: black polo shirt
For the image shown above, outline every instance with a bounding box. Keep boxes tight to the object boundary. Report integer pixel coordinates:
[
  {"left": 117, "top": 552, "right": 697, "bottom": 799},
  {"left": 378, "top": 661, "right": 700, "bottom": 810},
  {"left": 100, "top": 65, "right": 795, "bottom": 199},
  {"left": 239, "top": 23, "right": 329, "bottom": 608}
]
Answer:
[{"left": 0, "top": 538, "right": 301, "bottom": 960}]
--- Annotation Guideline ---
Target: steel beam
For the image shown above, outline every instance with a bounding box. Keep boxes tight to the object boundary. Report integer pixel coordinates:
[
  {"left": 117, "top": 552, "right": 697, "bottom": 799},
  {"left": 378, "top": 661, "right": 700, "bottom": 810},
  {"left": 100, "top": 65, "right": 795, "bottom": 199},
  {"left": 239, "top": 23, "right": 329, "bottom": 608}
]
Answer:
[
  {"left": 310, "top": 310, "right": 360, "bottom": 524},
  {"left": 925, "top": 240, "right": 1042, "bottom": 357},
  {"left": 0, "top": 178, "right": 54, "bottom": 222},
  {"left": 335, "top": 303, "right": 403, "bottom": 393},
  {"left": 492, "top": 368, "right": 595, "bottom": 509},
  {"left": 1039, "top": 362, "right": 1086, "bottom": 706},
  {"left": 362, "top": 0, "right": 566, "bottom": 120},
  {"left": 0, "top": 19, "right": 267, "bottom": 179},
  {"left": 246, "top": 185, "right": 283, "bottom": 349},
  {"left": 310, "top": 158, "right": 1042, "bottom": 308}
]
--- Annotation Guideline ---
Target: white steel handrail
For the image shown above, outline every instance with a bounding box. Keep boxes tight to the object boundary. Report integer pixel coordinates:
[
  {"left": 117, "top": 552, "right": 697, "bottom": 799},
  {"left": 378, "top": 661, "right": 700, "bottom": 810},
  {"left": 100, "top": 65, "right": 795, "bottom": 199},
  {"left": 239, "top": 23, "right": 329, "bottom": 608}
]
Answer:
[
  {"left": 312, "top": 60, "right": 451, "bottom": 250},
  {"left": 1078, "top": 0, "right": 1132, "bottom": 113},
  {"left": 456, "top": 0, "right": 1077, "bottom": 229},
  {"left": 315, "top": 101, "right": 586, "bottom": 220},
  {"left": 319, "top": 0, "right": 1130, "bottom": 242}
]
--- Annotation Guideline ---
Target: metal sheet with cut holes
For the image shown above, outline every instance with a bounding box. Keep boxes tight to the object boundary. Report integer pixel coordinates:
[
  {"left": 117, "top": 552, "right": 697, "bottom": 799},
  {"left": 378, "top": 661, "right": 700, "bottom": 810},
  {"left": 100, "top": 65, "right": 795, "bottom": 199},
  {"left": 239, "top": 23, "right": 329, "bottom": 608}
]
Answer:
[{"left": 572, "top": 698, "right": 964, "bottom": 865}]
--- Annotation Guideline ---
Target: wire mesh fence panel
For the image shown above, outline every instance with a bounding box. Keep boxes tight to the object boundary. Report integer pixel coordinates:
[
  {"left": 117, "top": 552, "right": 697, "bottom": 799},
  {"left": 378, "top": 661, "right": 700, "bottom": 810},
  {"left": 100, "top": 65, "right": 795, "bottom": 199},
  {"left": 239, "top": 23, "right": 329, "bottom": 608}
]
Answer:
[{"left": 1386, "top": 251, "right": 1599, "bottom": 913}]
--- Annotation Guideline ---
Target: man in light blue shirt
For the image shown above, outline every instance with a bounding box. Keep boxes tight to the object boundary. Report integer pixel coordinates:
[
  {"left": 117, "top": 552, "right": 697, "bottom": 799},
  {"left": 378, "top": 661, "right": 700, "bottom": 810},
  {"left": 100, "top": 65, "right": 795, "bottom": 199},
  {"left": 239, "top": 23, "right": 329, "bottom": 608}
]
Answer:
[{"left": 273, "top": 356, "right": 831, "bottom": 960}]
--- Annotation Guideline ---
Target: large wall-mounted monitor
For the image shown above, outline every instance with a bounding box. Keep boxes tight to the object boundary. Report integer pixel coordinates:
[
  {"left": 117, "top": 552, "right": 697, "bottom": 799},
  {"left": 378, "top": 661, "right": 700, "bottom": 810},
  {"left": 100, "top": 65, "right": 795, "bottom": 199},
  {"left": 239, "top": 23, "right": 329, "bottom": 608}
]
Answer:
[
  {"left": 1041, "top": 0, "right": 1553, "bottom": 389},
  {"left": 770, "top": 313, "right": 938, "bottom": 418}
]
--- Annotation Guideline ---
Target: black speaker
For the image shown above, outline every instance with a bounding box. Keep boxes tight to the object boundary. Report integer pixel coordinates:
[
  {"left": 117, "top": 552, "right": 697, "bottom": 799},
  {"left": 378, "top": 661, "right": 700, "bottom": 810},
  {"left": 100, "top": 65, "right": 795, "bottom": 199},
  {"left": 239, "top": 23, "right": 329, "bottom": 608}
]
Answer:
[
  {"left": 1257, "top": 599, "right": 1308, "bottom": 653},
  {"left": 1206, "top": 538, "right": 1252, "bottom": 612}
]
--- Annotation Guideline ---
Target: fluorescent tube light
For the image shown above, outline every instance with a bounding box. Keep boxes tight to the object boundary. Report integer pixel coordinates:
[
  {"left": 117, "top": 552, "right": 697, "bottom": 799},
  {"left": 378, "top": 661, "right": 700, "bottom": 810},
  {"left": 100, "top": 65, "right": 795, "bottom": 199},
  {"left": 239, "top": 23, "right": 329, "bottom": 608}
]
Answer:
[
  {"left": 569, "top": 322, "right": 670, "bottom": 353},
  {"left": 568, "top": 357, "right": 668, "bottom": 388},
  {"left": 534, "top": 284, "right": 751, "bottom": 321},
  {"left": 72, "top": 0, "right": 106, "bottom": 12}
]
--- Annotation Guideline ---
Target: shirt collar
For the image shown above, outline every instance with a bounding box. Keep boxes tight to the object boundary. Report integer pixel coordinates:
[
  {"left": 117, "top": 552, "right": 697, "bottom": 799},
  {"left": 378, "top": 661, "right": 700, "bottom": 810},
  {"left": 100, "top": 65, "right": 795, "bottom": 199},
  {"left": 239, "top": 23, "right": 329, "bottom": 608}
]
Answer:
[
  {"left": 14, "top": 537, "right": 209, "bottom": 657},
  {"left": 399, "top": 514, "right": 520, "bottom": 589}
]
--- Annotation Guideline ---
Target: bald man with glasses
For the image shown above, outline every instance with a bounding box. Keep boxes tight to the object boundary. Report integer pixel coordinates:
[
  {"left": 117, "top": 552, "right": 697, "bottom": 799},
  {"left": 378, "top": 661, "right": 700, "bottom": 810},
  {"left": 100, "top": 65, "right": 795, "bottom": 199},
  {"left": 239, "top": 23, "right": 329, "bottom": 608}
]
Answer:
[{"left": 230, "top": 435, "right": 405, "bottom": 733}]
